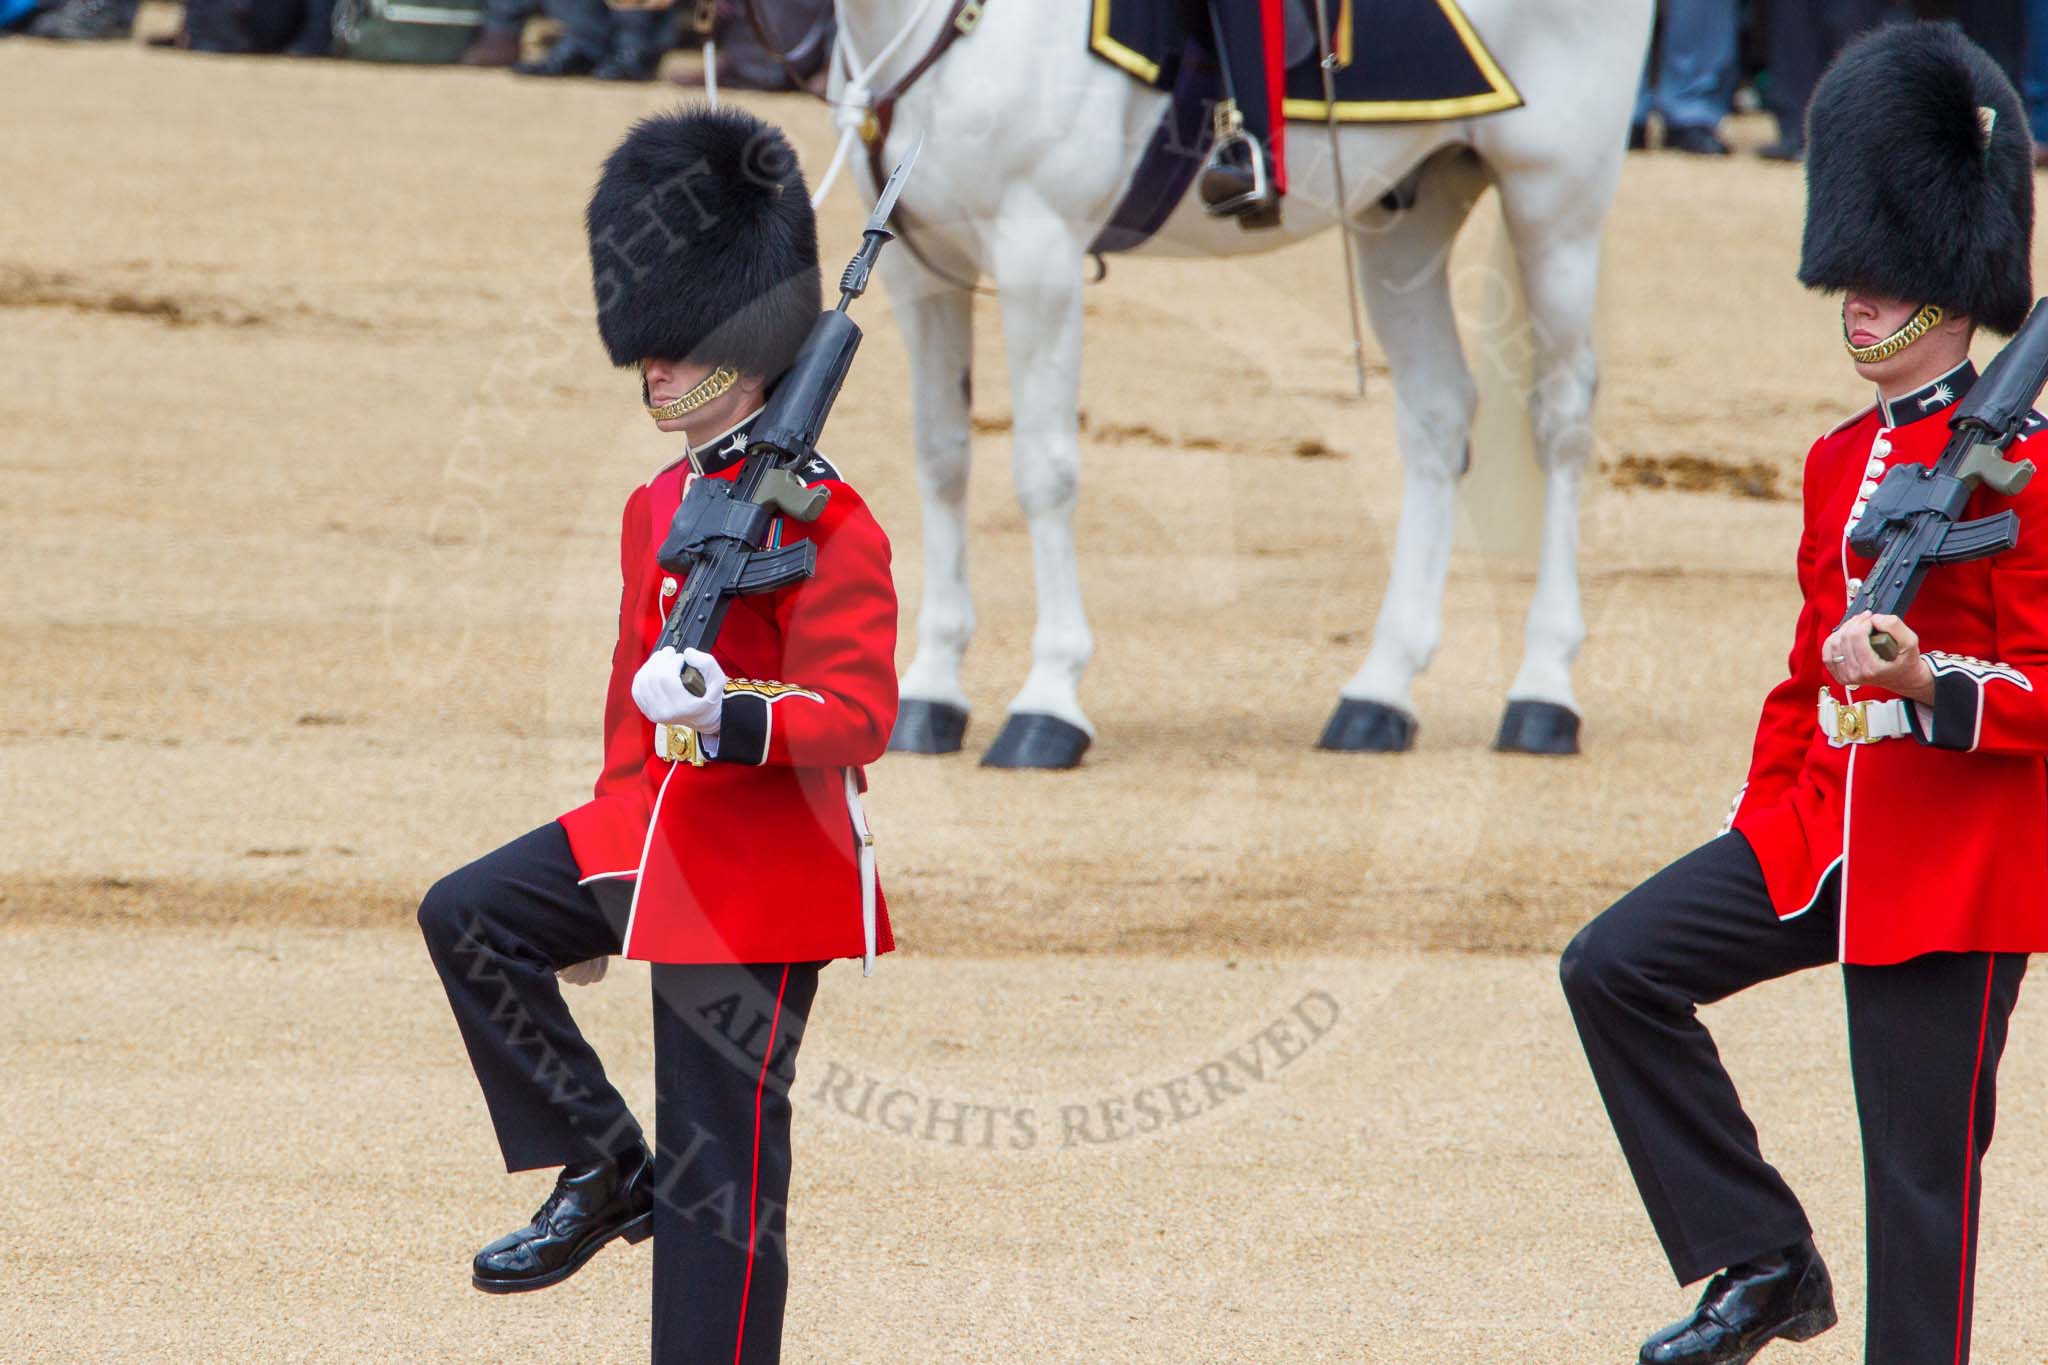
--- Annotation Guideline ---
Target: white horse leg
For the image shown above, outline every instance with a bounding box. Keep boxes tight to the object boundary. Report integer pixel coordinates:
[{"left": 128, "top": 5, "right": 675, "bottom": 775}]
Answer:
[
  {"left": 1487, "top": 169, "right": 1608, "bottom": 755},
  {"left": 1321, "top": 149, "right": 1489, "bottom": 753},
  {"left": 885, "top": 270, "right": 979, "bottom": 755},
  {"left": 979, "top": 209, "right": 1094, "bottom": 770}
]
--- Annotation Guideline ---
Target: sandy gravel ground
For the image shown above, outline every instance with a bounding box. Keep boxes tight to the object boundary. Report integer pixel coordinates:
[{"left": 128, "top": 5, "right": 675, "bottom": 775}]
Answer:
[
  {"left": 12, "top": 927, "right": 2048, "bottom": 1363},
  {"left": 8, "top": 34, "right": 2048, "bottom": 1365}
]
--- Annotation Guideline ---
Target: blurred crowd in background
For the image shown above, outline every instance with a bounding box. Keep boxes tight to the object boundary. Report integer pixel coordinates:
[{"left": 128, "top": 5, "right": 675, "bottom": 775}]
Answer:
[
  {"left": 1, "top": 0, "right": 2045, "bottom": 164},
  {"left": 1638, "top": 0, "right": 2048, "bottom": 161},
  {"left": 0, "top": 0, "right": 829, "bottom": 88}
]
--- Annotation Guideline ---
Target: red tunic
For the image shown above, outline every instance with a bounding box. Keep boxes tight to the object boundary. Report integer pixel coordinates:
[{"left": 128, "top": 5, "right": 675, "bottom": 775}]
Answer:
[
  {"left": 556, "top": 415, "right": 899, "bottom": 965},
  {"left": 1731, "top": 361, "right": 2048, "bottom": 964}
]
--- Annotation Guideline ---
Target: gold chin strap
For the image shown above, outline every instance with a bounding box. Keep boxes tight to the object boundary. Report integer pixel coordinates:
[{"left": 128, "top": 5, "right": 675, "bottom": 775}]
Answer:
[
  {"left": 645, "top": 365, "right": 737, "bottom": 423},
  {"left": 1844, "top": 304, "right": 1944, "bottom": 364}
]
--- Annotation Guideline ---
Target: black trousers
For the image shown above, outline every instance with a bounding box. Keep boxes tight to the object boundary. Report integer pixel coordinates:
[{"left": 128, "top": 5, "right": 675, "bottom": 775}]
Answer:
[
  {"left": 418, "top": 822, "right": 822, "bottom": 1365},
  {"left": 1561, "top": 833, "right": 2026, "bottom": 1365}
]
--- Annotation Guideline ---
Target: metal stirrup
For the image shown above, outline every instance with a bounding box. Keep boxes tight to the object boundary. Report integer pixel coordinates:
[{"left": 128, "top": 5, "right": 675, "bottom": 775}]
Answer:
[{"left": 1203, "top": 102, "right": 1271, "bottom": 218}]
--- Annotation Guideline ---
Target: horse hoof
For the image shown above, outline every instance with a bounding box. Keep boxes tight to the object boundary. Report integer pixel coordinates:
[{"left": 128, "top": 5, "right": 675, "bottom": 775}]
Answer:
[
  {"left": 980, "top": 713, "right": 1091, "bottom": 770},
  {"left": 888, "top": 700, "right": 970, "bottom": 755},
  {"left": 1493, "top": 700, "right": 1581, "bottom": 755},
  {"left": 1316, "top": 698, "right": 1416, "bottom": 753}
]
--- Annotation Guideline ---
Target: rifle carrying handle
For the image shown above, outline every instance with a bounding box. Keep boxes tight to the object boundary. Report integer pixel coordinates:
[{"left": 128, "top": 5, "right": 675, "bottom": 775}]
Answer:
[
  {"left": 680, "top": 663, "right": 707, "bottom": 697},
  {"left": 1869, "top": 631, "right": 1900, "bottom": 663}
]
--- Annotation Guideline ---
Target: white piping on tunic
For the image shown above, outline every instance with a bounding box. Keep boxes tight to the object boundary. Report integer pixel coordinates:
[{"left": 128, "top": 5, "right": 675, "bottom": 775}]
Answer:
[
  {"left": 619, "top": 760, "right": 682, "bottom": 956},
  {"left": 844, "top": 767, "right": 878, "bottom": 975},
  {"left": 1779, "top": 854, "right": 1844, "bottom": 923},
  {"left": 1838, "top": 746, "right": 1856, "bottom": 961},
  {"left": 577, "top": 869, "right": 639, "bottom": 886}
]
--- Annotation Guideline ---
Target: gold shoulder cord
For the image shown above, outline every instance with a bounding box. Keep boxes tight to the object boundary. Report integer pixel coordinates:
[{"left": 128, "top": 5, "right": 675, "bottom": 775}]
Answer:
[
  {"left": 1844, "top": 304, "right": 1943, "bottom": 364},
  {"left": 646, "top": 365, "right": 738, "bottom": 423}
]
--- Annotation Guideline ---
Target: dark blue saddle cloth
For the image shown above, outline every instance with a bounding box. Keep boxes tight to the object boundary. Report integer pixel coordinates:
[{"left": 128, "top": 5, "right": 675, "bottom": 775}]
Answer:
[
  {"left": 1082, "top": 0, "right": 1520, "bottom": 255},
  {"left": 1087, "top": 0, "right": 1521, "bottom": 124}
]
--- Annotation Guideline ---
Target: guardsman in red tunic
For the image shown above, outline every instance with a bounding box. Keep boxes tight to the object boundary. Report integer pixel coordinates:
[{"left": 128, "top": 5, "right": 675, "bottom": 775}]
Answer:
[
  {"left": 1560, "top": 24, "right": 2040, "bottom": 1365},
  {"left": 416, "top": 106, "right": 896, "bottom": 1364}
]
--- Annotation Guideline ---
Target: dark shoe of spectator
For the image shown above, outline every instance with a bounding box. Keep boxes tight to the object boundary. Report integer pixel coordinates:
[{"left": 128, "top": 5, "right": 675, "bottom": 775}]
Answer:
[
  {"left": 593, "top": 41, "right": 658, "bottom": 80},
  {"left": 457, "top": 26, "right": 520, "bottom": 66},
  {"left": 1663, "top": 125, "right": 1730, "bottom": 156},
  {"left": 513, "top": 40, "right": 598, "bottom": 77},
  {"left": 279, "top": 0, "right": 332, "bottom": 56},
  {"left": 2034, "top": 145, "right": 2048, "bottom": 170},
  {"left": 1757, "top": 135, "right": 1804, "bottom": 163},
  {"left": 25, "top": 0, "right": 136, "bottom": 39},
  {"left": 1627, "top": 122, "right": 1649, "bottom": 152}
]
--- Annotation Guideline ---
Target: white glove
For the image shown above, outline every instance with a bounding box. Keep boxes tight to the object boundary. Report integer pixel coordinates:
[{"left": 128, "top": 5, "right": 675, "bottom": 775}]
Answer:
[
  {"left": 631, "top": 646, "right": 725, "bottom": 733},
  {"left": 558, "top": 957, "right": 609, "bottom": 986}
]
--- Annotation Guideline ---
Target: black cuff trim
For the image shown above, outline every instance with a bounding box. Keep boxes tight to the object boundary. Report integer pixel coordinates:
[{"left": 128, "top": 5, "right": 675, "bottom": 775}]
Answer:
[
  {"left": 713, "top": 693, "right": 770, "bottom": 766},
  {"left": 1915, "top": 669, "right": 1981, "bottom": 751}
]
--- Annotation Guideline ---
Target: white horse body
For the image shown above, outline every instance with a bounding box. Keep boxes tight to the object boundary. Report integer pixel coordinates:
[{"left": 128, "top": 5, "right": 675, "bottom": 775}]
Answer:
[{"left": 835, "top": 0, "right": 1652, "bottom": 765}]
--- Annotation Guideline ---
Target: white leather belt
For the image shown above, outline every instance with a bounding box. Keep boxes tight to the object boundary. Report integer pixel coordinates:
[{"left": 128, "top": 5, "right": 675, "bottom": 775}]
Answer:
[{"left": 1817, "top": 689, "right": 1911, "bottom": 745}]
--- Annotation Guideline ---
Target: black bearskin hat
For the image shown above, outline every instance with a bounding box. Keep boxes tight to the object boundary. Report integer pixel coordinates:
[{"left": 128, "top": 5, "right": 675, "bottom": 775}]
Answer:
[
  {"left": 1800, "top": 21, "right": 2033, "bottom": 335},
  {"left": 586, "top": 105, "right": 821, "bottom": 375}
]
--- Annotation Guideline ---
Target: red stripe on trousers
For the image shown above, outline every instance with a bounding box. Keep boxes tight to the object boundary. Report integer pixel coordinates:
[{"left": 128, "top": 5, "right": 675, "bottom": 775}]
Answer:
[
  {"left": 1260, "top": 0, "right": 1287, "bottom": 191},
  {"left": 1955, "top": 957, "right": 1995, "bottom": 1365},
  {"left": 734, "top": 964, "right": 790, "bottom": 1365}
]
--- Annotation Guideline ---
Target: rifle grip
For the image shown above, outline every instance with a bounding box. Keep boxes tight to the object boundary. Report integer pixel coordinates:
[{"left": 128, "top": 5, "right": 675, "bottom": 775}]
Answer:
[
  {"left": 680, "top": 663, "right": 707, "bottom": 697},
  {"left": 1869, "top": 631, "right": 1899, "bottom": 663}
]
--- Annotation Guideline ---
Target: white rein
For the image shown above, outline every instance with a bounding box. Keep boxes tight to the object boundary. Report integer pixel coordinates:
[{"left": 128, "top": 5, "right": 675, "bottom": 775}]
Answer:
[{"left": 810, "top": 0, "right": 950, "bottom": 206}]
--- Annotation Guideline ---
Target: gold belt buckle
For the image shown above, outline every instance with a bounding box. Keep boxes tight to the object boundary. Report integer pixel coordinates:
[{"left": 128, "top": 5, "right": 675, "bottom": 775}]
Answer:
[
  {"left": 658, "top": 723, "right": 706, "bottom": 768},
  {"left": 1819, "top": 689, "right": 1868, "bottom": 744},
  {"left": 1837, "top": 702, "right": 1867, "bottom": 743}
]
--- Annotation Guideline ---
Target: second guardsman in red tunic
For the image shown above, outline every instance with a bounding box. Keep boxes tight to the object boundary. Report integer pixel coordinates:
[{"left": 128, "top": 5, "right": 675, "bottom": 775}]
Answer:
[
  {"left": 418, "top": 105, "right": 897, "bottom": 1364},
  {"left": 1561, "top": 23, "right": 2042, "bottom": 1365}
]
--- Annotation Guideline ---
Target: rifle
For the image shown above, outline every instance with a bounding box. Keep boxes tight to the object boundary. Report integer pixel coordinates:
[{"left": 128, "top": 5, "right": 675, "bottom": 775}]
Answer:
[
  {"left": 1844, "top": 298, "right": 2048, "bottom": 660},
  {"left": 652, "top": 137, "right": 922, "bottom": 694}
]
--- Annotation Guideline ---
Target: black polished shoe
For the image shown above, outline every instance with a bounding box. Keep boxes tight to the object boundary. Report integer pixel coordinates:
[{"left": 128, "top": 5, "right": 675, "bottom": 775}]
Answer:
[
  {"left": 1663, "top": 124, "right": 1731, "bottom": 156},
  {"left": 471, "top": 1147, "right": 654, "bottom": 1294},
  {"left": 1627, "top": 121, "right": 1649, "bottom": 151},
  {"left": 592, "top": 42, "right": 658, "bottom": 81},
  {"left": 1640, "top": 1239, "right": 1836, "bottom": 1364},
  {"left": 512, "top": 41, "right": 599, "bottom": 78},
  {"left": 1756, "top": 135, "right": 1804, "bottom": 163}
]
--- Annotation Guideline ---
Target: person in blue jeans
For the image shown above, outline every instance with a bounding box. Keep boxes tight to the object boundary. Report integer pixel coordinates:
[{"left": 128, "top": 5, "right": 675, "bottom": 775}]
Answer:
[{"left": 1633, "top": 0, "right": 1737, "bottom": 154}]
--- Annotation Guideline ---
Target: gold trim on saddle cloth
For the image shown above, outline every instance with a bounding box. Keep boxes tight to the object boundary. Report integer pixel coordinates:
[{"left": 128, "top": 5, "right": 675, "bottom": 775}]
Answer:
[
  {"left": 1281, "top": 1, "right": 1521, "bottom": 123},
  {"left": 1086, "top": 0, "right": 1520, "bottom": 126}
]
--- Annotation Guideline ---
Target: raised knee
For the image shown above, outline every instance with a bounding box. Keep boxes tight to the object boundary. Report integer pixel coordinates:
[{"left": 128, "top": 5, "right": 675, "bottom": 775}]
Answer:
[
  {"left": 417, "top": 872, "right": 477, "bottom": 953},
  {"left": 1558, "top": 918, "right": 1616, "bottom": 1005}
]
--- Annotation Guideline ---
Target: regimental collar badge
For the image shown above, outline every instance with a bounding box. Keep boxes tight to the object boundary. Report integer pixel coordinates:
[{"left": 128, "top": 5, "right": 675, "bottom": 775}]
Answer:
[
  {"left": 684, "top": 410, "right": 762, "bottom": 477},
  {"left": 1878, "top": 360, "right": 1977, "bottom": 429}
]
